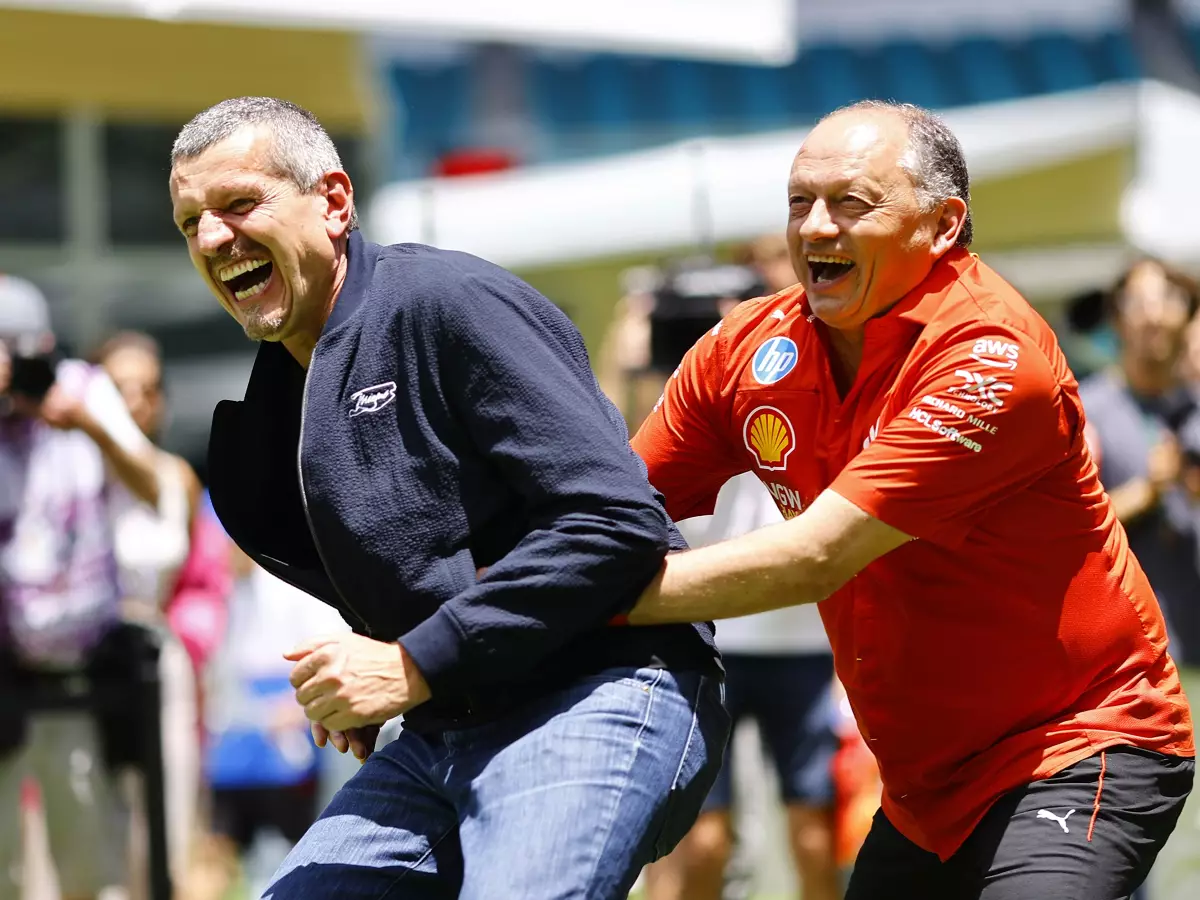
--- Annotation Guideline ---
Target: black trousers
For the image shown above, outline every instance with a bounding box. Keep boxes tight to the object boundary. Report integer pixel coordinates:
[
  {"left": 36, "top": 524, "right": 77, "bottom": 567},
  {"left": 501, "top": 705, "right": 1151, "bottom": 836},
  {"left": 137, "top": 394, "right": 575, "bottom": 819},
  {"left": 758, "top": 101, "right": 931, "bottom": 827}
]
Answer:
[
  {"left": 846, "top": 747, "right": 1194, "bottom": 900},
  {"left": 210, "top": 780, "right": 320, "bottom": 852}
]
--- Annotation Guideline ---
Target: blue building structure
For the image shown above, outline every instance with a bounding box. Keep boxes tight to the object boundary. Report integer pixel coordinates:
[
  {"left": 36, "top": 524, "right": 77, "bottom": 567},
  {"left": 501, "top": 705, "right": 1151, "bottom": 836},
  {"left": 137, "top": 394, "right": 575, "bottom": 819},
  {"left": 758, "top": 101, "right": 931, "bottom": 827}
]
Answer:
[{"left": 380, "top": 27, "right": 1160, "bottom": 179}]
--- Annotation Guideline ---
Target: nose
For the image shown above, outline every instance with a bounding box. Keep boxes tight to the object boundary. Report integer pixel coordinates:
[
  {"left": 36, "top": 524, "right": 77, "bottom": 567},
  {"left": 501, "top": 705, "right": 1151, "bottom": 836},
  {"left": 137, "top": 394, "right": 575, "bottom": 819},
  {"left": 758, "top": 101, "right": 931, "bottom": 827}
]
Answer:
[
  {"left": 1145, "top": 295, "right": 1169, "bottom": 326},
  {"left": 798, "top": 198, "right": 839, "bottom": 242},
  {"left": 1134, "top": 292, "right": 1183, "bottom": 331},
  {"left": 195, "top": 210, "right": 235, "bottom": 256}
]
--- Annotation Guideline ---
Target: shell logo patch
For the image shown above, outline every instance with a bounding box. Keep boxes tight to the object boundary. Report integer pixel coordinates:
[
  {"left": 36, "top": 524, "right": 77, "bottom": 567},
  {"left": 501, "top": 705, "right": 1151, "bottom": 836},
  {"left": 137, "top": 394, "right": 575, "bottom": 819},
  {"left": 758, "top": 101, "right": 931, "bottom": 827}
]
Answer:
[{"left": 743, "top": 405, "right": 795, "bottom": 471}]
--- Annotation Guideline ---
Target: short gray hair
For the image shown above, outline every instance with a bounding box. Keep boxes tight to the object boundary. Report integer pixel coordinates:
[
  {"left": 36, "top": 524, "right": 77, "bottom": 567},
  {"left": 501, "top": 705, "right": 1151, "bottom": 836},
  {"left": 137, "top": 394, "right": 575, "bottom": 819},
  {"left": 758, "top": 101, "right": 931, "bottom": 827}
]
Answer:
[
  {"left": 172, "top": 96, "right": 358, "bottom": 230},
  {"left": 821, "top": 100, "right": 972, "bottom": 248}
]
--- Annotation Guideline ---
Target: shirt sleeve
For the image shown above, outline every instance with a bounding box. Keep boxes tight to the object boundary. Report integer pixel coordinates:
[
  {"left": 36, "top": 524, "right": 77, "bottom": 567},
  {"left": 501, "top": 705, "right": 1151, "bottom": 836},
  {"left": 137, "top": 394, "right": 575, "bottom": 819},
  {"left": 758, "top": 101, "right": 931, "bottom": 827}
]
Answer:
[
  {"left": 630, "top": 324, "right": 746, "bottom": 522},
  {"left": 396, "top": 270, "right": 680, "bottom": 695},
  {"left": 831, "top": 323, "right": 1077, "bottom": 549}
]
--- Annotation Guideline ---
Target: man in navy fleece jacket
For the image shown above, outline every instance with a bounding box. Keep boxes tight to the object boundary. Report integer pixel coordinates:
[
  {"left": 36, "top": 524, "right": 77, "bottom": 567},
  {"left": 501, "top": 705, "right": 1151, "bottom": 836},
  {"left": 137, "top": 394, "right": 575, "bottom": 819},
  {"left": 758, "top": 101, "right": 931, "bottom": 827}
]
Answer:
[{"left": 169, "top": 97, "right": 729, "bottom": 899}]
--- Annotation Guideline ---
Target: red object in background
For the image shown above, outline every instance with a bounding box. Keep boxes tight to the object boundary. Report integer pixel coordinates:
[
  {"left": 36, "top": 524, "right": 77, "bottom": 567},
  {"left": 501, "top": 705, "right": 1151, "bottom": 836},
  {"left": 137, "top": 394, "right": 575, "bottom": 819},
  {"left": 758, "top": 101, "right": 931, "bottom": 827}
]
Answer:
[
  {"left": 830, "top": 684, "right": 883, "bottom": 869},
  {"left": 432, "top": 148, "right": 518, "bottom": 178},
  {"left": 833, "top": 727, "right": 883, "bottom": 868},
  {"left": 21, "top": 776, "right": 40, "bottom": 811},
  {"left": 167, "top": 510, "right": 232, "bottom": 676},
  {"left": 166, "top": 508, "right": 233, "bottom": 748}
]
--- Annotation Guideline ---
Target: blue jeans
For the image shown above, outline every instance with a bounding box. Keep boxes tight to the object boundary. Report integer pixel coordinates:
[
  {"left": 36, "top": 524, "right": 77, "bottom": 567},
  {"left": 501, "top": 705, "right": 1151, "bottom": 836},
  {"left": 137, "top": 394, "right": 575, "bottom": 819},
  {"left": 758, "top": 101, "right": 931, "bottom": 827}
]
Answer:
[{"left": 263, "top": 666, "right": 729, "bottom": 899}]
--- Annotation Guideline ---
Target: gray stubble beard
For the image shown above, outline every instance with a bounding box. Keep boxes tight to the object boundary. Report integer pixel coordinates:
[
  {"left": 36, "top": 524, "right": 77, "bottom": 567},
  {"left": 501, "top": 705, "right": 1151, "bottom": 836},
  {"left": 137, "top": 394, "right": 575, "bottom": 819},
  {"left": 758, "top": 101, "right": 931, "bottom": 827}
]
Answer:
[{"left": 240, "top": 302, "right": 288, "bottom": 342}]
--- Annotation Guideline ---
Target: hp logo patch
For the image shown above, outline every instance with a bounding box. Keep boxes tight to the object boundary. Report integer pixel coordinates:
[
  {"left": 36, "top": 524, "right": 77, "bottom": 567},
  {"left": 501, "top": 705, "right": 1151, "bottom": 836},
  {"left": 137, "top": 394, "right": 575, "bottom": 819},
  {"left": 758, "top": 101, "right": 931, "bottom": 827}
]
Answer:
[{"left": 751, "top": 337, "right": 798, "bottom": 385}]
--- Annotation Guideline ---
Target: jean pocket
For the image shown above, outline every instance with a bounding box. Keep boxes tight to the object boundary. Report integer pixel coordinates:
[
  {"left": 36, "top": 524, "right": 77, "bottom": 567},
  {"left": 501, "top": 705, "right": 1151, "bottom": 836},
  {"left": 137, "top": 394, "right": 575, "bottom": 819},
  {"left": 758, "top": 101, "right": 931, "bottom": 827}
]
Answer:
[{"left": 652, "top": 676, "right": 731, "bottom": 859}]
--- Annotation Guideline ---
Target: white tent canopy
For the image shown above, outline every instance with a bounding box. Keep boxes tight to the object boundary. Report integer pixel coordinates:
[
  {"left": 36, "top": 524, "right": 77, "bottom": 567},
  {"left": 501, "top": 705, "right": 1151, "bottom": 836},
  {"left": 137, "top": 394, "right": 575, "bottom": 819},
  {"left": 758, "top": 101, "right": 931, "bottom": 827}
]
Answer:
[
  {"left": 1121, "top": 79, "right": 1200, "bottom": 262},
  {"left": 366, "top": 84, "right": 1141, "bottom": 271},
  {"left": 0, "top": 0, "right": 797, "bottom": 63}
]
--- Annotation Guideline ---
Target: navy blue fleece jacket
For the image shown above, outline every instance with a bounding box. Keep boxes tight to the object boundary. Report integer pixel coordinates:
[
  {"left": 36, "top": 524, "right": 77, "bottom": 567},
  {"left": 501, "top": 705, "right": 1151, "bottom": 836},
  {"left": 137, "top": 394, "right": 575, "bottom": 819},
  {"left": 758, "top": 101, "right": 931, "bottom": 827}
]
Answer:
[{"left": 208, "top": 232, "right": 719, "bottom": 731}]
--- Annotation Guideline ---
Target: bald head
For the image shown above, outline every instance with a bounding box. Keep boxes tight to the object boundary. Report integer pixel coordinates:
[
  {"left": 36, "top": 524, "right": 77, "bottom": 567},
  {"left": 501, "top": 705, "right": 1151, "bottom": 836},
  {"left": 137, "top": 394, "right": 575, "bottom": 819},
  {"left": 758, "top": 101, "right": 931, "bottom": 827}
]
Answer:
[
  {"left": 809, "top": 101, "right": 972, "bottom": 247},
  {"left": 784, "top": 101, "right": 971, "bottom": 335},
  {"left": 802, "top": 108, "right": 909, "bottom": 167}
]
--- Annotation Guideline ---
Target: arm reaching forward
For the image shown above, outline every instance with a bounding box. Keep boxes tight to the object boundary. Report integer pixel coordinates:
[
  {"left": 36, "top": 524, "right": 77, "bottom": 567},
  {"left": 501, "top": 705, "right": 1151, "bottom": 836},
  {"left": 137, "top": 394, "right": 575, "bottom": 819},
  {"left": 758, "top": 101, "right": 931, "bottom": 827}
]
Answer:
[{"left": 628, "top": 489, "right": 911, "bottom": 624}]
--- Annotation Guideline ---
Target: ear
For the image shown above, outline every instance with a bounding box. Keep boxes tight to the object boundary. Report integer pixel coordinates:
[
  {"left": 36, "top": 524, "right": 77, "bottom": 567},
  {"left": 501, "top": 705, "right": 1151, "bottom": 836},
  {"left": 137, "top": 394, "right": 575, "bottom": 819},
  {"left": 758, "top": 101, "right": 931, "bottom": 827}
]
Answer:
[
  {"left": 320, "top": 169, "right": 355, "bottom": 238},
  {"left": 930, "top": 196, "right": 967, "bottom": 256}
]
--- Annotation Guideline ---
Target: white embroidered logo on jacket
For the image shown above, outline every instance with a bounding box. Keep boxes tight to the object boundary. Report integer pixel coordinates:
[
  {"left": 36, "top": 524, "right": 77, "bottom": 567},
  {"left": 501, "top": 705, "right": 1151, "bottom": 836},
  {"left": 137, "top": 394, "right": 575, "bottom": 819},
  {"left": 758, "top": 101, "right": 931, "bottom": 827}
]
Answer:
[{"left": 349, "top": 382, "right": 398, "bottom": 417}]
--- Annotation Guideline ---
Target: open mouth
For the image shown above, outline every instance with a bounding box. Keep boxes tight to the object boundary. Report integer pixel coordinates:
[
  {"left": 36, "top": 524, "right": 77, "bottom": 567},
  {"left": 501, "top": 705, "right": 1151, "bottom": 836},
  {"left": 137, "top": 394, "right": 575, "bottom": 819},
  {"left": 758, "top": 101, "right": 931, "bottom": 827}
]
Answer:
[
  {"left": 218, "top": 258, "right": 274, "bottom": 302},
  {"left": 806, "top": 254, "right": 855, "bottom": 287}
]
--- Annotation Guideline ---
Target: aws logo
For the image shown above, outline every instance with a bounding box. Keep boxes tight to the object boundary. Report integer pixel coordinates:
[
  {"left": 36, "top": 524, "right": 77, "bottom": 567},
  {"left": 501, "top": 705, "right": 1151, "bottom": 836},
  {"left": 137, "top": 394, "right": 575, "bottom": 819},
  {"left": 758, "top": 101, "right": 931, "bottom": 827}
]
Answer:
[
  {"left": 743, "top": 406, "right": 796, "bottom": 471},
  {"left": 970, "top": 338, "right": 1020, "bottom": 370}
]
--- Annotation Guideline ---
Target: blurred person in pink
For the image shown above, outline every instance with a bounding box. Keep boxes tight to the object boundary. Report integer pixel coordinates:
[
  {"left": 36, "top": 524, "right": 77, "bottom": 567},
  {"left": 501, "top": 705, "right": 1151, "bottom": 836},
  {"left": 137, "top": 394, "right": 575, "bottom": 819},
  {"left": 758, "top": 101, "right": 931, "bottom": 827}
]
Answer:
[
  {"left": 167, "top": 496, "right": 231, "bottom": 682},
  {"left": 94, "top": 331, "right": 232, "bottom": 895},
  {"left": 0, "top": 274, "right": 161, "bottom": 900}
]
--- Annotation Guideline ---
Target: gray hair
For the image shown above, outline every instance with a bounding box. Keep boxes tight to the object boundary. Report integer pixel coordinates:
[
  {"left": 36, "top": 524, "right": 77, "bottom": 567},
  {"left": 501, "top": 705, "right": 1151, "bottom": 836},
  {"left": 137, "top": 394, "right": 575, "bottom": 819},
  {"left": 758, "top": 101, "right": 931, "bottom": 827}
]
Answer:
[
  {"left": 821, "top": 100, "right": 972, "bottom": 248},
  {"left": 171, "top": 96, "right": 358, "bottom": 230}
]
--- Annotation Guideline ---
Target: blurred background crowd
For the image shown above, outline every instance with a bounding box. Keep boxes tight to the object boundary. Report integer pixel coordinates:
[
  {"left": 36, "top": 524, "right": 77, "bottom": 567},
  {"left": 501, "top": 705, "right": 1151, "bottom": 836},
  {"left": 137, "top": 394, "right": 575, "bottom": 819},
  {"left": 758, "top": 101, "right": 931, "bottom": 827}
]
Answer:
[{"left": 4, "top": 0, "right": 1200, "bottom": 898}]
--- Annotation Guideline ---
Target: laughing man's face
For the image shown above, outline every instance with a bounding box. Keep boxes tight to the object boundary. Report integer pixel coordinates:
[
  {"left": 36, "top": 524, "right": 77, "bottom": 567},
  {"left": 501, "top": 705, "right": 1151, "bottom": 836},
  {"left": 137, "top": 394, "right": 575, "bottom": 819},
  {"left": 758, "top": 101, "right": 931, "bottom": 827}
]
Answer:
[
  {"left": 169, "top": 126, "right": 347, "bottom": 344},
  {"left": 786, "top": 110, "right": 948, "bottom": 333}
]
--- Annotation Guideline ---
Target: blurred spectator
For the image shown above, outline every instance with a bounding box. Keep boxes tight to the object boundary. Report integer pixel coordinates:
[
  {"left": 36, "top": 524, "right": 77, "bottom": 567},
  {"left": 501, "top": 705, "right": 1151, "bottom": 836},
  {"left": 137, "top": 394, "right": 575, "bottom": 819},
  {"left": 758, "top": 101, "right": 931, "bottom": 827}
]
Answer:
[
  {"left": 643, "top": 237, "right": 841, "bottom": 900},
  {"left": 596, "top": 267, "right": 666, "bottom": 428},
  {"left": 95, "top": 332, "right": 202, "bottom": 621},
  {"left": 94, "top": 331, "right": 231, "bottom": 896},
  {"left": 0, "top": 274, "right": 161, "bottom": 899},
  {"left": 732, "top": 233, "right": 797, "bottom": 302},
  {"left": 1182, "top": 308, "right": 1200, "bottom": 386},
  {"left": 644, "top": 475, "right": 841, "bottom": 900},
  {"left": 1180, "top": 411, "right": 1200, "bottom": 537},
  {"left": 95, "top": 335, "right": 230, "bottom": 677},
  {"left": 189, "top": 545, "right": 349, "bottom": 900},
  {"left": 1079, "top": 258, "right": 1200, "bottom": 665},
  {"left": 598, "top": 255, "right": 764, "bottom": 429}
]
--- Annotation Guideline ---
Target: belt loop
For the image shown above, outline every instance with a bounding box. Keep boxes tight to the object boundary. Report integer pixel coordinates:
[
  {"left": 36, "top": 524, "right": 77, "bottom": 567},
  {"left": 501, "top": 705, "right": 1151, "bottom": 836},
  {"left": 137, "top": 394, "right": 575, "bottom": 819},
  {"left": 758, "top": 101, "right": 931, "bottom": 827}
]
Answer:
[{"left": 1086, "top": 750, "right": 1107, "bottom": 842}]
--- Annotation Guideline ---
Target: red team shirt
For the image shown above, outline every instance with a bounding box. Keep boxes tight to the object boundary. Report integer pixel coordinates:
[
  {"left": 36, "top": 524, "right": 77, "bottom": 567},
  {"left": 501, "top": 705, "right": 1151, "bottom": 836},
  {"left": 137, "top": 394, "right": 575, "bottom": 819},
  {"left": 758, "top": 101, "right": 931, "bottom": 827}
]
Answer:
[{"left": 633, "top": 248, "right": 1194, "bottom": 859}]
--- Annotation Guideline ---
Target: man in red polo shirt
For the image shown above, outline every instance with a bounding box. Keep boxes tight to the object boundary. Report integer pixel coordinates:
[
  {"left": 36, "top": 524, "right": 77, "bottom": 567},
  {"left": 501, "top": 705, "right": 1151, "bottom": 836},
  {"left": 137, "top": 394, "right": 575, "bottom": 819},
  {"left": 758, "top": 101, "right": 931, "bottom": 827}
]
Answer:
[{"left": 628, "top": 100, "right": 1194, "bottom": 899}]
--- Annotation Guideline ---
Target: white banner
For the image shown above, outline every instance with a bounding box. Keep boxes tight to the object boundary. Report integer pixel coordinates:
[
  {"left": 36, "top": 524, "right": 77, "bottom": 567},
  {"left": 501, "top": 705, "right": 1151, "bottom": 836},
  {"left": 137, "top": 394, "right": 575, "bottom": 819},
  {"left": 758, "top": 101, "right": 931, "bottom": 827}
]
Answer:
[
  {"left": 367, "top": 85, "right": 1139, "bottom": 269},
  {"left": 1121, "top": 80, "right": 1200, "bottom": 262},
  {"left": 0, "top": 0, "right": 797, "bottom": 63}
]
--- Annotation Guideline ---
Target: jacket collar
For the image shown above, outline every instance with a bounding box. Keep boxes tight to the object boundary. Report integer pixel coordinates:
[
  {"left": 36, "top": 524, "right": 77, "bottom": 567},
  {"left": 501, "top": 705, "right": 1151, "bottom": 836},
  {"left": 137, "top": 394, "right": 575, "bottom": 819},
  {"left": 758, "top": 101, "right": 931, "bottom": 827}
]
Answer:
[
  {"left": 324, "top": 229, "right": 381, "bottom": 334},
  {"left": 242, "top": 229, "right": 385, "bottom": 386}
]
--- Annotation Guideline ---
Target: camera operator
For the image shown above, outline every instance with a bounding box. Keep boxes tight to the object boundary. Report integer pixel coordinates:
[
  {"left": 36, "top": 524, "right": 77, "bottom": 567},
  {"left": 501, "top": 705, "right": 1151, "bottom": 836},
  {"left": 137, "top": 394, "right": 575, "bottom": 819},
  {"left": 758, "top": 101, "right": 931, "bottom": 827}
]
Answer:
[
  {"left": 1078, "top": 257, "right": 1200, "bottom": 666},
  {"left": 598, "top": 256, "right": 766, "bottom": 429},
  {"left": 0, "top": 273, "right": 161, "bottom": 900}
]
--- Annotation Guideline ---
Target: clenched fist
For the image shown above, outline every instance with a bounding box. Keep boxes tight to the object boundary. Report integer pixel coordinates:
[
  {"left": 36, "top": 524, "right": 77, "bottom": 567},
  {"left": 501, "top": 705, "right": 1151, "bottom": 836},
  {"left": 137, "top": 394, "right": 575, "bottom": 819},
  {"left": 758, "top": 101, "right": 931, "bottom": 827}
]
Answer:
[{"left": 285, "top": 632, "right": 432, "bottom": 733}]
